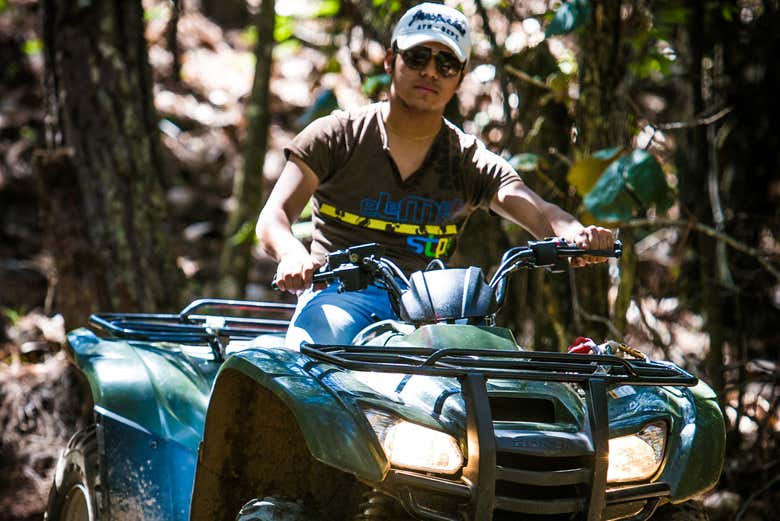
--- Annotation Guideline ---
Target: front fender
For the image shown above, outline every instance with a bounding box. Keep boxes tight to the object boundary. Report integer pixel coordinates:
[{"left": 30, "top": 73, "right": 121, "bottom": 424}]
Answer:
[
  {"left": 220, "top": 349, "right": 388, "bottom": 481},
  {"left": 190, "top": 348, "right": 388, "bottom": 520},
  {"left": 663, "top": 380, "right": 726, "bottom": 501}
]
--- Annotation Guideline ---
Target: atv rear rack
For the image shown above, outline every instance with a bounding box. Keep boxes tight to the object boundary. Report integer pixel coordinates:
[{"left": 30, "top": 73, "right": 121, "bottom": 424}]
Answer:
[
  {"left": 89, "top": 299, "right": 295, "bottom": 360},
  {"left": 302, "top": 343, "right": 697, "bottom": 521}
]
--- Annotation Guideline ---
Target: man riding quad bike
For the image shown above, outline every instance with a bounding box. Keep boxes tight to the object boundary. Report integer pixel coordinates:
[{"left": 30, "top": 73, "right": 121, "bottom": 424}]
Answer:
[{"left": 45, "top": 239, "right": 725, "bottom": 521}]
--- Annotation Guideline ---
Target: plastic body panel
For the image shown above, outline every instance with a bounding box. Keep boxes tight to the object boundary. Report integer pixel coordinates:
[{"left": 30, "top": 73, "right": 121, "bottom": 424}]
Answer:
[
  {"left": 97, "top": 409, "right": 197, "bottom": 521},
  {"left": 209, "top": 349, "right": 390, "bottom": 481}
]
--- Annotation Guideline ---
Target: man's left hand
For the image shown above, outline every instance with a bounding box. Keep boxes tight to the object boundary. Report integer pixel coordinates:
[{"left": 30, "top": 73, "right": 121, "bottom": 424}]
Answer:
[{"left": 570, "top": 225, "right": 614, "bottom": 267}]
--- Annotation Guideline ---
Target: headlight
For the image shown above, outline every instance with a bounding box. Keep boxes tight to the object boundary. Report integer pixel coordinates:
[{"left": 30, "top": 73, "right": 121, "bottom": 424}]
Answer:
[
  {"left": 607, "top": 422, "right": 667, "bottom": 483},
  {"left": 364, "top": 409, "right": 463, "bottom": 475}
]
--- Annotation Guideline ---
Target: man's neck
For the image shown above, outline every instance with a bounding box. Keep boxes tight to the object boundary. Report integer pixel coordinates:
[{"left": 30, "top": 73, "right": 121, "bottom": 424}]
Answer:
[{"left": 383, "top": 99, "right": 444, "bottom": 140}]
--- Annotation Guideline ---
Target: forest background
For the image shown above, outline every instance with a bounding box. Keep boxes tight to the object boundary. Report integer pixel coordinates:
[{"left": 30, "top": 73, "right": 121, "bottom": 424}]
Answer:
[{"left": 0, "top": 0, "right": 778, "bottom": 519}]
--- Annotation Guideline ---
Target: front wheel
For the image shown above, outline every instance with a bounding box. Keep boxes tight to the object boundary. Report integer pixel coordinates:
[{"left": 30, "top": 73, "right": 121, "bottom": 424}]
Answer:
[
  {"left": 236, "top": 490, "right": 413, "bottom": 521},
  {"left": 45, "top": 426, "right": 102, "bottom": 521},
  {"left": 235, "top": 497, "right": 317, "bottom": 521}
]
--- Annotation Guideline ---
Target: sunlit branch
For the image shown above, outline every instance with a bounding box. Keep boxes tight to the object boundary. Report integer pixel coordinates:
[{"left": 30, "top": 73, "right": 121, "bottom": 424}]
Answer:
[
  {"left": 504, "top": 64, "right": 550, "bottom": 91},
  {"left": 614, "top": 218, "right": 780, "bottom": 282},
  {"left": 653, "top": 106, "right": 733, "bottom": 131}
]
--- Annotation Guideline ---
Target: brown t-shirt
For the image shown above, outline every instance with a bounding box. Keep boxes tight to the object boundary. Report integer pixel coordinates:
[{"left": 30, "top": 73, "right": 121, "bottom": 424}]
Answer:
[{"left": 285, "top": 103, "right": 522, "bottom": 274}]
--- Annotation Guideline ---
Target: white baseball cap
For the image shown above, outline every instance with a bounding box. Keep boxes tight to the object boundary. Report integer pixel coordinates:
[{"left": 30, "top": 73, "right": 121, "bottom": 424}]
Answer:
[{"left": 391, "top": 2, "right": 471, "bottom": 64}]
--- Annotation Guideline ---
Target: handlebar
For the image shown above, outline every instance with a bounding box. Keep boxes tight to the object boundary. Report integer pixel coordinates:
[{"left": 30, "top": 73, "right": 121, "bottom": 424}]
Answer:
[
  {"left": 273, "top": 238, "right": 621, "bottom": 296},
  {"left": 490, "top": 238, "right": 622, "bottom": 307}
]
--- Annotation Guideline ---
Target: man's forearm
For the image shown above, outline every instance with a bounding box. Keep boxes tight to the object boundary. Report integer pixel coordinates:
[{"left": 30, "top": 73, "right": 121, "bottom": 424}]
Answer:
[
  {"left": 492, "top": 183, "right": 586, "bottom": 241},
  {"left": 256, "top": 209, "right": 308, "bottom": 262},
  {"left": 542, "top": 201, "right": 586, "bottom": 240}
]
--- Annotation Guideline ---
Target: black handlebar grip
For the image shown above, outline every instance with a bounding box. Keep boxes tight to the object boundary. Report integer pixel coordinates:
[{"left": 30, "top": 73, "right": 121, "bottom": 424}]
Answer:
[
  {"left": 272, "top": 272, "right": 334, "bottom": 291},
  {"left": 585, "top": 240, "right": 623, "bottom": 258}
]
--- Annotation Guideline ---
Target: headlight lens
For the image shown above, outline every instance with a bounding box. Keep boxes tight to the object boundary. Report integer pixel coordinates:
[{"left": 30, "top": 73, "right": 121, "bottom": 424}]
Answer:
[
  {"left": 364, "top": 409, "right": 463, "bottom": 475},
  {"left": 607, "top": 422, "right": 667, "bottom": 483}
]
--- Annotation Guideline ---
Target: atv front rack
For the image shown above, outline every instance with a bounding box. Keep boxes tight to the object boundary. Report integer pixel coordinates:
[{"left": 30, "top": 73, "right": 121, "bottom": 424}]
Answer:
[
  {"left": 89, "top": 299, "right": 295, "bottom": 360},
  {"left": 302, "top": 343, "right": 697, "bottom": 521},
  {"left": 300, "top": 344, "right": 698, "bottom": 387}
]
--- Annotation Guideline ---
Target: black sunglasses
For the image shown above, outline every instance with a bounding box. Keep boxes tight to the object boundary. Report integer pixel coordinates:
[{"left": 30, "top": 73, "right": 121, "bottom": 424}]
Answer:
[{"left": 394, "top": 44, "right": 464, "bottom": 78}]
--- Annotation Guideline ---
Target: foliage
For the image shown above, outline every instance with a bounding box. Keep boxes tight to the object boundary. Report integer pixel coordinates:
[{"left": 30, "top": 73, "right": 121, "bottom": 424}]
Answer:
[
  {"left": 567, "top": 148, "right": 673, "bottom": 221},
  {"left": 295, "top": 89, "right": 339, "bottom": 128},
  {"left": 227, "top": 221, "right": 258, "bottom": 247},
  {"left": 1, "top": 307, "right": 25, "bottom": 327},
  {"left": 566, "top": 148, "right": 623, "bottom": 195},
  {"left": 315, "top": 0, "right": 340, "bottom": 17},
  {"left": 274, "top": 15, "right": 295, "bottom": 43},
  {"left": 581, "top": 150, "right": 673, "bottom": 221},
  {"left": 509, "top": 153, "right": 540, "bottom": 173},
  {"left": 545, "top": 0, "right": 591, "bottom": 37},
  {"left": 22, "top": 38, "right": 42, "bottom": 55},
  {"left": 362, "top": 73, "right": 391, "bottom": 98}
]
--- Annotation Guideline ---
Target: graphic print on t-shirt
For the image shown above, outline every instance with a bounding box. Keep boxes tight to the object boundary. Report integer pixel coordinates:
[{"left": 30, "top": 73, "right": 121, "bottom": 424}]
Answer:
[{"left": 319, "top": 191, "right": 464, "bottom": 259}]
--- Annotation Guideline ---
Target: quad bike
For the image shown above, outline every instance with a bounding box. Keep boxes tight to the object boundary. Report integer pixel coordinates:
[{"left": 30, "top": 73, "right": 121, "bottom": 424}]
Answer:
[{"left": 45, "top": 239, "right": 725, "bottom": 521}]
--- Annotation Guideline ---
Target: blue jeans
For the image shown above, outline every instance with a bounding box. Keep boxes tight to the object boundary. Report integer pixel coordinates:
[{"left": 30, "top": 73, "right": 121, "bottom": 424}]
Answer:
[{"left": 284, "top": 283, "right": 397, "bottom": 350}]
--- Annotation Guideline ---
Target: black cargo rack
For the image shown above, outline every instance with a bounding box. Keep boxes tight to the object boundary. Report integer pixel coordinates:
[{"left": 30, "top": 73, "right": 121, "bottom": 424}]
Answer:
[
  {"left": 302, "top": 342, "right": 696, "bottom": 521},
  {"left": 300, "top": 343, "right": 698, "bottom": 387},
  {"left": 89, "top": 299, "right": 295, "bottom": 360}
]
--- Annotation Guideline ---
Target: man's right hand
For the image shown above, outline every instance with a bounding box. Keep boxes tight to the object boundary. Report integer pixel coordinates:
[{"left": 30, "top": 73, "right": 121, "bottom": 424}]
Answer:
[
  {"left": 257, "top": 154, "right": 321, "bottom": 295},
  {"left": 273, "top": 249, "right": 317, "bottom": 294}
]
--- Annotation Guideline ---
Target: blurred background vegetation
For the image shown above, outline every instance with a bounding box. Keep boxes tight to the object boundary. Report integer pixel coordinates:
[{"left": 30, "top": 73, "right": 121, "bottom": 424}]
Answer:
[{"left": 0, "top": 0, "right": 778, "bottom": 519}]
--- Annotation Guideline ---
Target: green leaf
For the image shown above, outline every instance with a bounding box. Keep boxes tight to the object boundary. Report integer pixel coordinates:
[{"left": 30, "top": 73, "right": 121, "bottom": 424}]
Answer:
[
  {"left": 372, "top": 0, "right": 402, "bottom": 14},
  {"left": 568, "top": 158, "right": 612, "bottom": 196},
  {"left": 509, "top": 153, "right": 540, "bottom": 173},
  {"left": 0, "top": 0, "right": 8, "bottom": 14},
  {"left": 656, "top": 6, "right": 689, "bottom": 26},
  {"left": 568, "top": 148, "right": 623, "bottom": 196},
  {"left": 720, "top": 5, "right": 740, "bottom": 22},
  {"left": 583, "top": 150, "right": 673, "bottom": 221},
  {"left": 546, "top": 72, "right": 571, "bottom": 102},
  {"left": 275, "top": 15, "right": 295, "bottom": 43},
  {"left": 20, "top": 126, "right": 37, "bottom": 141},
  {"left": 315, "top": 0, "right": 340, "bottom": 17},
  {"left": 593, "top": 147, "right": 622, "bottom": 160},
  {"left": 545, "top": 0, "right": 591, "bottom": 38},
  {"left": 323, "top": 56, "right": 342, "bottom": 74},
  {"left": 23, "top": 38, "right": 43, "bottom": 55},
  {"left": 295, "top": 89, "right": 339, "bottom": 128},
  {"left": 2, "top": 306, "right": 25, "bottom": 326},
  {"left": 241, "top": 26, "right": 258, "bottom": 47},
  {"left": 228, "top": 221, "right": 257, "bottom": 247},
  {"left": 144, "top": 4, "right": 167, "bottom": 22},
  {"left": 362, "top": 74, "right": 391, "bottom": 97}
]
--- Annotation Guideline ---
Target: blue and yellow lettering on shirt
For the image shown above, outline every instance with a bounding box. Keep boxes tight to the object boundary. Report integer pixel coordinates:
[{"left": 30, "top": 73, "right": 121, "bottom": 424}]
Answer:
[{"left": 320, "top": 192, "right": 462, "bottom": 258}]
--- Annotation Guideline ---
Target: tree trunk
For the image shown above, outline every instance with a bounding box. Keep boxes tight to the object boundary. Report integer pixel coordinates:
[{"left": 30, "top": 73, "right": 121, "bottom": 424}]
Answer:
[
  {"left": 40, "top": 0, "right": 182, "bottom": 324},
  {"left": 503, "top": 44, "right": 577, "bottom": 349},
  {"left": 201, "top": 0, "right": 249, "bottom": 28},
  {"left": 576, "top": 0, "right": 630, "bottom": 150},
  {"left": 218, "top": 0, "right": 276, "bottom": 298},
  {"left": 575, "top": 0, "right": 631, "bottom": 341},
  {"left": 675, "top": 0, "right": 725, "bottom": 394}
]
